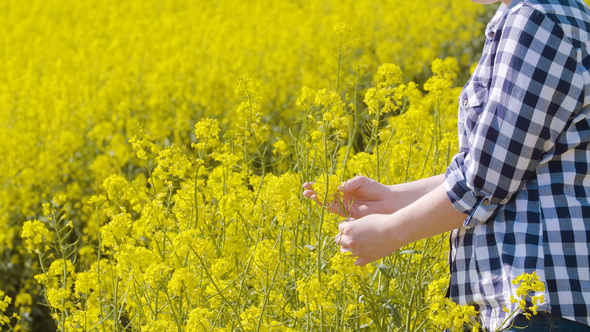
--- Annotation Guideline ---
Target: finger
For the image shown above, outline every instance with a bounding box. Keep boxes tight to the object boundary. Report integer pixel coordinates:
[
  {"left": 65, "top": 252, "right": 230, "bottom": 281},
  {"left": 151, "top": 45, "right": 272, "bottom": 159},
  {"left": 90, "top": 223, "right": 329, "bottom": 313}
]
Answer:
[
  {"left": 302, "top": 189, "right": 315, "bottom": 198},
  {"left": 340, "top": 246, "right": 352, "bottom": 254},
  {"left": 302, "top": 182, "right": 315, "bottom": 190}
]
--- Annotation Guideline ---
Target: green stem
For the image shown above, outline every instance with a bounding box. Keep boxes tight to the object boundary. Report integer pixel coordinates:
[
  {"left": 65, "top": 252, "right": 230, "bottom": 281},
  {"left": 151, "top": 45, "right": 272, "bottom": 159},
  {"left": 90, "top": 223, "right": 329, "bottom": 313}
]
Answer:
[{"left": 341, "top": 61, "right": 361, "bottom": 182}]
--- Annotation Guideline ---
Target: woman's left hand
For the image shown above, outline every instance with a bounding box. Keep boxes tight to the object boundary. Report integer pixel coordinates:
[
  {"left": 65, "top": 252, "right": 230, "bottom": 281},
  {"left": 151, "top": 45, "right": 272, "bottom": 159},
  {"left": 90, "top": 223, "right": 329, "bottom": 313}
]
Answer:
[{"left": 336, "top": 214, "right": 401, "bottom": 266}]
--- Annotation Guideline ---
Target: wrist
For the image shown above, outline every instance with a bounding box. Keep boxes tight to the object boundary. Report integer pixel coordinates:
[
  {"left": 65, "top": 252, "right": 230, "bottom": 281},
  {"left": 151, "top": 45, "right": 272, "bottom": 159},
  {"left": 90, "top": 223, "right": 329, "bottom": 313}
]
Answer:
[{"left": 384, "top": 209, "right": 412, "bottom": 248}]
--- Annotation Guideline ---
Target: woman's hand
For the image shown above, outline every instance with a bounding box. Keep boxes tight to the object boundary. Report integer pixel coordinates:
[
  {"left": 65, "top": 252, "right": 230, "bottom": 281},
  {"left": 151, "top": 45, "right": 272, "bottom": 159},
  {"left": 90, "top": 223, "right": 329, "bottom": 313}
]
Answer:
[
  {"left": 302, "top": 175, "right": 445, "bottom": 219},
  {"left": 336, "top": 214, "right": 401, "bottom": 266},
  {"left": 302, "top": 176, "right": 397, "bottom": 219}
]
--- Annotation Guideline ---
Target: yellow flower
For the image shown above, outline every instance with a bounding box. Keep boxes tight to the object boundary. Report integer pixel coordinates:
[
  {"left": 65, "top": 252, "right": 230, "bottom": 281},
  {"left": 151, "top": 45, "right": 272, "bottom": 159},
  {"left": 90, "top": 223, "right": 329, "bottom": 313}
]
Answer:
[
  {"left": 333, "top": 22, "right": 352, "bottom": 34},
  {"left": 21, "top": 220, "right": 51, "bottom": 253},
  {"left": 102, "top": 174, "right": 128, "bottom": 201},
  {"left": 377, "top": 63, "right": 403, "bottom": 86},
  {"left": 272, "top": 139, "right": 290, "bottom": 157},
  {"left": 193, "top": 117, "right": 221, "bottom": 150}
]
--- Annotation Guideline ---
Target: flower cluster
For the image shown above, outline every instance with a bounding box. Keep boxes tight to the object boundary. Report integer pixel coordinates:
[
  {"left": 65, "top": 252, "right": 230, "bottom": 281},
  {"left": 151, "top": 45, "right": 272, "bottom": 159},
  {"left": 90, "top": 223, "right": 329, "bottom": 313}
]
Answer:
[
  {"left": 508, "top": 271, "right": 546, "bottom": 318},
  {"left": 0, "top": 290, "right": 19, "bottom": 329}
]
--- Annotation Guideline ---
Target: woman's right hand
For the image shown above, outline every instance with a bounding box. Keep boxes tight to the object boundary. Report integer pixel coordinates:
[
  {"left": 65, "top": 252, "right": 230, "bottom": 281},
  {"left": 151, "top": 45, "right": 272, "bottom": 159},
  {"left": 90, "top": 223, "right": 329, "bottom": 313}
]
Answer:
[
  {"left": 302, "top": 176, "right": 398, "bottom": 219},
  {"left": 302, "top": 174, "right": 445, "bottom": 219}
]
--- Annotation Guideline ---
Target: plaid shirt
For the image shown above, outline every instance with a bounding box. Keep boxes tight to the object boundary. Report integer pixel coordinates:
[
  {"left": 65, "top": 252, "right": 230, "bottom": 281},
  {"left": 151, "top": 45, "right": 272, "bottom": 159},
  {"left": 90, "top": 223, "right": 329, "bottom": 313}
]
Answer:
[{"left": 444, "top": 0, "right": 590, "bottom": 330}]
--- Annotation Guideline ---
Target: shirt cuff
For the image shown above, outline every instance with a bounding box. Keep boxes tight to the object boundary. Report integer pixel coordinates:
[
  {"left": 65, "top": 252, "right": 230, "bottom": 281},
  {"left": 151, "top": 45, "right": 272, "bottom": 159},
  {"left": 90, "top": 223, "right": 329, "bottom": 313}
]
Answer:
[{"left": 444, "top": 152, "right": 500, "bottom": 228}]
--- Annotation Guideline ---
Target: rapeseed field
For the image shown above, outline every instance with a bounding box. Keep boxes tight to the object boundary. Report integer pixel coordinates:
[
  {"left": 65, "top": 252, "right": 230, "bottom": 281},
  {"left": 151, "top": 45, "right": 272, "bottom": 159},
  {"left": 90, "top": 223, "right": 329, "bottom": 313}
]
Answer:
[{"left": 0, "top": 0, "right": 551, "bottom": 331}]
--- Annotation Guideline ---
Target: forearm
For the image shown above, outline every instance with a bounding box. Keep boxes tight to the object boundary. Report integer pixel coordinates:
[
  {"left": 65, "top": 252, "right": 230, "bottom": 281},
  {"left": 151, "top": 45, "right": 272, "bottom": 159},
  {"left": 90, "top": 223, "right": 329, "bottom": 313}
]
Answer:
[
  {"left": 387, "top": 174, "right": 445, "bottom": 212},
  {"left": 336, "top": 182, "right": 468, "bottom": 266},
  {"left": 389, "top": 182, "right": 466, "bottom": 246}
]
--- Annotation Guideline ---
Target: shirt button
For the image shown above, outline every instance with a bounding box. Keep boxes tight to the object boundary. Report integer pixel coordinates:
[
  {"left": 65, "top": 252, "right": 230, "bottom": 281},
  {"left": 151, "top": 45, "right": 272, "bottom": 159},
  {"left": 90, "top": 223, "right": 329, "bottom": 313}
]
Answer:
[
  {"left": 483, "top": 198, "right": 490, "bottom": 206},
  {"left": 463, "top": 98, "right": 468, "bottom": 106},
  {"left": 490, "top": 32, "right": 495, "bottom": 39}
]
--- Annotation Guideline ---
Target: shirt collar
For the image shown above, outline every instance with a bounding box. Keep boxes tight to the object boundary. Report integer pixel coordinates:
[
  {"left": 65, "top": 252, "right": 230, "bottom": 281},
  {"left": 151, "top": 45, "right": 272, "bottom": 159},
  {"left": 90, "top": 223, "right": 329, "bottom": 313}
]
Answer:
[{"left": 484, "top": 0, "right": 523, "bottom": 39}]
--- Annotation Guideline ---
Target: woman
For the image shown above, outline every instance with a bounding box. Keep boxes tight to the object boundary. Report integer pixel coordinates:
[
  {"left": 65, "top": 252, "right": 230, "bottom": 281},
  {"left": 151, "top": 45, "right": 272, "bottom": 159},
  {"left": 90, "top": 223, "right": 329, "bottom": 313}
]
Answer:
[{"left": 303, "top": 0, "right": 590, "bottom": 330}]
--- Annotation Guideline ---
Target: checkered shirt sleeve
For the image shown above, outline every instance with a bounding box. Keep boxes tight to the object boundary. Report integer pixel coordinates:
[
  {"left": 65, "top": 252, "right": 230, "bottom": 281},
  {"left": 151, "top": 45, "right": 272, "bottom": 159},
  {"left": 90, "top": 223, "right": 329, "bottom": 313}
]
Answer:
[{"left": 443, "top": 0, "right": 590, "bottom": 330}]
